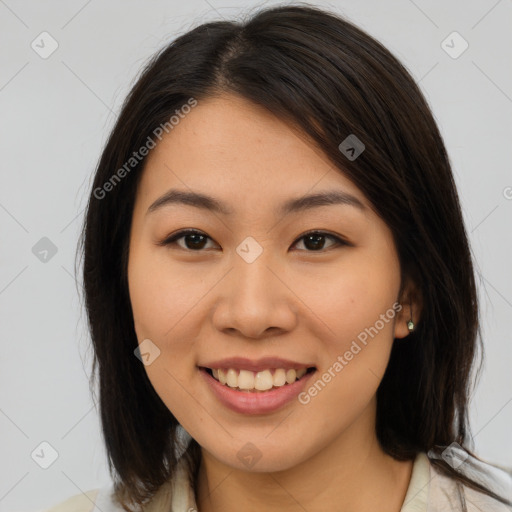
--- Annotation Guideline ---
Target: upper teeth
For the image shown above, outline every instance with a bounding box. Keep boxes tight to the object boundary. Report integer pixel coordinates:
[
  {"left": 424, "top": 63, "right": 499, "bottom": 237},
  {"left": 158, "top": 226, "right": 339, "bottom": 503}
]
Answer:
[{"left": 211, "top": 368, "right": 308, "bottom": 391}]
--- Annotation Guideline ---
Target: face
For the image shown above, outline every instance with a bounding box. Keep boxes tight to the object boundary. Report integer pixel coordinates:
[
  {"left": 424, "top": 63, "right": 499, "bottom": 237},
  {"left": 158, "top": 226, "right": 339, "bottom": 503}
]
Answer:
[{"left": 127, "top": 93, "right": 413, "bottom": 473}]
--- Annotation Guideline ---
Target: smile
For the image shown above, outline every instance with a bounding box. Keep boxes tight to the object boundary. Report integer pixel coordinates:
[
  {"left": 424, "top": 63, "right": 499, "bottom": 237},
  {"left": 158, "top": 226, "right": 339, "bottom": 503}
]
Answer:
[
  {"left": 199, "top": 366, "right": 317, "bottom": 415},
  {"left": 204, "top": 367, "right": 315, "bottom": 392}
]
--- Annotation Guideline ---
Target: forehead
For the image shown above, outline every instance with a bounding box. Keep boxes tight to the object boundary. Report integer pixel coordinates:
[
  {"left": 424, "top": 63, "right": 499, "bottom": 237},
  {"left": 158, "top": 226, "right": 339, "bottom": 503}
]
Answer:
[{"left": 136, "top": 94, "right": 369, "bottom": 215}]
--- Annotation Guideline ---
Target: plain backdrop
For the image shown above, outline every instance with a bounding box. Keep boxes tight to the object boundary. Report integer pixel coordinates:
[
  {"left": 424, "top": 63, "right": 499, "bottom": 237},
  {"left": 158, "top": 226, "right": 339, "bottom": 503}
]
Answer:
[{"left": 1, "top": 0, "right": 511, "bottom": 511}]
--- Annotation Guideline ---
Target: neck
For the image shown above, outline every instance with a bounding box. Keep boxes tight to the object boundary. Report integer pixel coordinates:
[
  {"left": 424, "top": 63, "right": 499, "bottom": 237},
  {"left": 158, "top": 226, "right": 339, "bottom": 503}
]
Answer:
[{"left": 195, "top": 401, "right": 414, "bottom": 512}]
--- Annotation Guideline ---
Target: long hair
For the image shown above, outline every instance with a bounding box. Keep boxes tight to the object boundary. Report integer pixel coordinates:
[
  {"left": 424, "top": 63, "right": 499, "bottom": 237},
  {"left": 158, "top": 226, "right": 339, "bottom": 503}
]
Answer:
[{"left": 77, "top": 4, "right": 512, "bottom": 510}]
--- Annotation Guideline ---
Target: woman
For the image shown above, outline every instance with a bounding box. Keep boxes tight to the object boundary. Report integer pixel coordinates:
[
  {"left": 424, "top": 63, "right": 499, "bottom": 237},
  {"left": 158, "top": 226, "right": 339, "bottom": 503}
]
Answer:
[{"left": 46, "top": 4, "right": 512, "bottom": 511}]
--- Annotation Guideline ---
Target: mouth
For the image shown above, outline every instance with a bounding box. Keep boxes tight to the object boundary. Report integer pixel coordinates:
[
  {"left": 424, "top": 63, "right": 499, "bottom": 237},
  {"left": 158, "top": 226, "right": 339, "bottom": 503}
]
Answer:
[
  {"left": 199, "top": 366, "right": 317, "bottom": 393},
  {"left": 199, "top": 364, "right": 318, "bottom": 415}
]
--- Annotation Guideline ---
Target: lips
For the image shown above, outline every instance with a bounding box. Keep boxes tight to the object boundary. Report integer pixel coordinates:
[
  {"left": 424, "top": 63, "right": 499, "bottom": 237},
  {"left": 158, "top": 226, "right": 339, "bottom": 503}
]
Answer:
[{"left": 199, "top": 364, "right": 317, "bottom": 414}]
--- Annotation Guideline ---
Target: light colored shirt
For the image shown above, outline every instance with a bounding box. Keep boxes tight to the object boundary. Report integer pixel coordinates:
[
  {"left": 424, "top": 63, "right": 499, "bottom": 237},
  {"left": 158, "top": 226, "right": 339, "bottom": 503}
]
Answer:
[{"left": 43, "top": 449, "right": 512, "bottom": 511}]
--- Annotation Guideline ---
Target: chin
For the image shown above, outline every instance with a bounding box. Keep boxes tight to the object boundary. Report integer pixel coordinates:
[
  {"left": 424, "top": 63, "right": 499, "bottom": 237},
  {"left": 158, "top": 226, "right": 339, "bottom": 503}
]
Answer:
[{"left": 204, "top": 442, "right": 308, "bottom": 473}]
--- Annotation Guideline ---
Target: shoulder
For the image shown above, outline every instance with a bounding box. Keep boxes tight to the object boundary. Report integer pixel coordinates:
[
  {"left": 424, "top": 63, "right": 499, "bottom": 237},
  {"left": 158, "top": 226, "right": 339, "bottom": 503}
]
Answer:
[
  {"left": 43, "top": 489, "right": 101, "bottom": 512},
  {"left": 42, "top": 454, "right": 196, "bottom": 512},
  {"left": 427, "top": 450, "right": 512, "bottom": 512},
  {"left": 43, "top": 486, "right": 127, "bottom": 512}
]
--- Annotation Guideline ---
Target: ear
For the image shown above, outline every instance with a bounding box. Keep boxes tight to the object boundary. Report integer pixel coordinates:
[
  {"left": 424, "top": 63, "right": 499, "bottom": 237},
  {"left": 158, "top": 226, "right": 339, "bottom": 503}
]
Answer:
[{"left": 394, "top": 279, "right": 423, "bottom": 339}]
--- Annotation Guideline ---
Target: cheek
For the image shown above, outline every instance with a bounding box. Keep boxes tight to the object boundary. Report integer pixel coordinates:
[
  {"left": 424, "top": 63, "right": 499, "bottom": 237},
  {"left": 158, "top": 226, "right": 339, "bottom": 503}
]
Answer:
[
  {"left": 297, "top": 274, "right": 399, "bottom": 430},
  {"left": 127, "top": 246, "right": 210, "bottom": 393},
  {"left": 128, "top": 248, "right": 200, "bottom": 412},
  {"left": 128, "top": 245, "right": 203, "bottom": 340},
  {"left": 298, "top": 251, "right": 400, "bottom": 338},
  {"left": 294, "top": 249, "right": 401, "bottom": 398}
]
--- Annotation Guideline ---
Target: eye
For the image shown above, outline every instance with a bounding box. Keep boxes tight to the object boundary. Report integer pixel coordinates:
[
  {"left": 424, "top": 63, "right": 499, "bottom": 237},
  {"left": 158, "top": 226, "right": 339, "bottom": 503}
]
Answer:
[
  {"left": 292, "top": 230, "right": 348, "bottom": 252},
  {"left": 158, "top": 229, "right": 217, "bottom": 251},
  {"left": 158, "top": 229, "right": 349, "bottom": 252}
]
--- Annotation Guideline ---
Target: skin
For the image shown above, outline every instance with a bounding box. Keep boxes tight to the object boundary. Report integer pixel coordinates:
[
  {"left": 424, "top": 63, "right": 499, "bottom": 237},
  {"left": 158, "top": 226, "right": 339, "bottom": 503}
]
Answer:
[{"left": 127, "top": 93, "right": 422, "bottom": 512}]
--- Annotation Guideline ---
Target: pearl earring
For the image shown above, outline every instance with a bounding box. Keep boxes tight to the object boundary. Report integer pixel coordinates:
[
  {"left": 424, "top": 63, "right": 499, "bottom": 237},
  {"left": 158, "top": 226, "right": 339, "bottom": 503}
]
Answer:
[{"left": 407, "top": 300, "right": 415, "bottom": 332}]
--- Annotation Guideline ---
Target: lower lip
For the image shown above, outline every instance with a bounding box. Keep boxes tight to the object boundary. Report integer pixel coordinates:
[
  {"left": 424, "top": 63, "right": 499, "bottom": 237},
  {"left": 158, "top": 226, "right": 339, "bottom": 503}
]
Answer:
[{"left": 199, "top": 367, "right": 316, "bottom": 415}]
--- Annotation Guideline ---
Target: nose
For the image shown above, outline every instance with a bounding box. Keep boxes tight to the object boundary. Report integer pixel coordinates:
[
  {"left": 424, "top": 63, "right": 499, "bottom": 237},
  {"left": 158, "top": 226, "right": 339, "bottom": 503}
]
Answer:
[{"left": 211, "top": 248, "right": 298, "bottom": 339}]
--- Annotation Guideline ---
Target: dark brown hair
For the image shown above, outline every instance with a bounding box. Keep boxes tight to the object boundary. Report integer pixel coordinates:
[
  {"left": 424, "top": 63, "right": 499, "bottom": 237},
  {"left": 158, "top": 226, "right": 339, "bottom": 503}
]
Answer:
[{"left": 78, "top": 3, "right": 512, "bottom": 510}]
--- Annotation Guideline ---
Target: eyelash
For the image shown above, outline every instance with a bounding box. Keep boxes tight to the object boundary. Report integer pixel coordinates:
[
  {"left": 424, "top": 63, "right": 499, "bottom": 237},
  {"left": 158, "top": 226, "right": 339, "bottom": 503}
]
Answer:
[{"left": 158, "top": 229, "right": 350, "bottom": 253}]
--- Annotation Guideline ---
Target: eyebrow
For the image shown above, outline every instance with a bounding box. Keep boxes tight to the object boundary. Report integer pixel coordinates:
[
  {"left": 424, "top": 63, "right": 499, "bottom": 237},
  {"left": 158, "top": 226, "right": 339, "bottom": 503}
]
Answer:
[{"left": 146, "top": 188, "right": 366, "bottom": 216}]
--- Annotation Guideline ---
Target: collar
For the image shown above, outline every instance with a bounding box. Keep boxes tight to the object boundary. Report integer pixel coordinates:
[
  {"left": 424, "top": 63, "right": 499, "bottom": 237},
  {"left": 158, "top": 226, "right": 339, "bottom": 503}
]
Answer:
[{"left": 158, "top": 450, "right": 431, "bottom": 511}]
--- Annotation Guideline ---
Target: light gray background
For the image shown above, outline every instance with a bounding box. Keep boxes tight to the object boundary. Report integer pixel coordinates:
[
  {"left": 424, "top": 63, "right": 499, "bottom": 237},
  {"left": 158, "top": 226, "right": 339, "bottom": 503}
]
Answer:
[{"left": 1, "top": 1, "right": 511, "bottom": 511}]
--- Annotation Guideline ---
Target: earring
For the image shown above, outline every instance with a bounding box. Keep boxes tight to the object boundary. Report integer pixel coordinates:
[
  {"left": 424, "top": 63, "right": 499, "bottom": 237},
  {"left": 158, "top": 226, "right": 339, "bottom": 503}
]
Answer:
[{"left": 407, "top": 300, "right": 415, "bottom": 333}]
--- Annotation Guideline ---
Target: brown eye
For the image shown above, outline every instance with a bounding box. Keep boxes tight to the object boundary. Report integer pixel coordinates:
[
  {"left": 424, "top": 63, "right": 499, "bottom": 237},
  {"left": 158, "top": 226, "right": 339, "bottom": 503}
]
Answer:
[
  {"left": 159, "top": 229, "right": 349, "bottom": 252},
  {"left": 292, "top": 231, "right": 347, "bottom": 252},
  {"left": 159, "top": 230, "right": 217, "bottom": 251}
]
